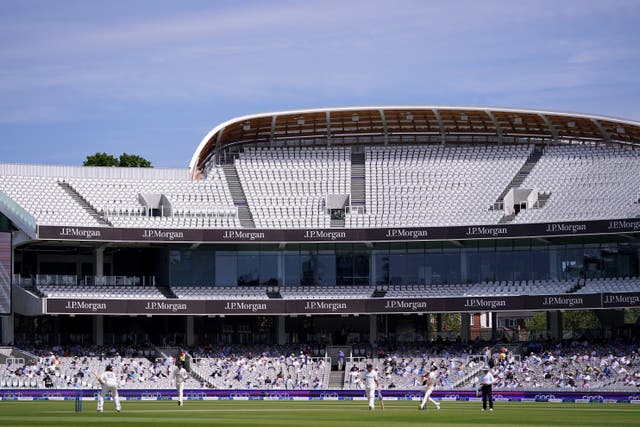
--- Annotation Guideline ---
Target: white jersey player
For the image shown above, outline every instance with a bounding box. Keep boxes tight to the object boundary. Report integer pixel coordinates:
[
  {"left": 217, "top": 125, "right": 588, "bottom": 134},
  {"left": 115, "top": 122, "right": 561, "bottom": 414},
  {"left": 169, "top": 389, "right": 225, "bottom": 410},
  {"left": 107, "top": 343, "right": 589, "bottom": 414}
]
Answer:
[
  {"left": 420, "top": 365, "right": 441, "bottom": 411},
  {"left": 96, "top": 365, "right": 121, "bottom": 413},
  {"left": 364, "top": 364, "right": 380, "bottom": 410},
  {"left": 174, "top": 361, "right": 189, "bottom": 406}
]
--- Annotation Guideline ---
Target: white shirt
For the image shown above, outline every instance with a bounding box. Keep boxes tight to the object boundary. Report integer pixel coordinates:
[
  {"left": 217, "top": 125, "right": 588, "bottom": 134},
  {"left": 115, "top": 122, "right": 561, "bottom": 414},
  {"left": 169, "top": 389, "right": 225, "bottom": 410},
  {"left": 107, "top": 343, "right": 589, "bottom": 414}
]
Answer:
[
  {"left": 100, "top": 371, "right": 118, "bottom": 387},
  {"left": 481, "top": 371, "right": 495, "bottom": 385},
  {"left": 365, "top": 370, "right": 378, "bottom": 389},
  {"left": 426, "top": 371, "right": 437, "bottom": 389},
  {"left": 174, "top": 367, "right": 188, "bottom": 385}
]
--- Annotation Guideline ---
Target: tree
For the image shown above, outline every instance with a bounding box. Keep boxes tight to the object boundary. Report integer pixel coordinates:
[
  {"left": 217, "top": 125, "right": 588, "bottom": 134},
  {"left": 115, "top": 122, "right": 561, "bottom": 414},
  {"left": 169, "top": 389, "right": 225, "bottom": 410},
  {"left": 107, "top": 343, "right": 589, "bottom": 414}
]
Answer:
[
  {"left": 83, "top": 152, "right": 152, "bottom": 167},
  {"left": 118, "top": 153, "right": 152, "bottom": 167},
  {"left": 562, "top": 310, "right": 601, "bottom": 332},
  {"left": 83, "top": 152, "right": 119, "bottom": 167}
]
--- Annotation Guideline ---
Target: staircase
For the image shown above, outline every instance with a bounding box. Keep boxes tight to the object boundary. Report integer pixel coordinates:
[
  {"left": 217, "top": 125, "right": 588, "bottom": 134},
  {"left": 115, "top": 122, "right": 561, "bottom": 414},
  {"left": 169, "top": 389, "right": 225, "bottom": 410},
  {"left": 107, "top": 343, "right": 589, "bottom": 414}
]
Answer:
[
  {"left": 58, "top": 181, "right": 111, "bottom": 226},
  {"left": 535, "top": 192, "right": 551, "bottom": 208},
  {"left": 350, "top": 148, "right": 366, "bottom": 212},
  {"left": 328, "top": 369, "right": 345, "bottom": 389},
  {"left": 157, "top": 286, "right": 178, "bottom": 299},
  {"left": 221, "top": 164, "right": 255, "bottom": 228},
  {"left": 490, "top": 147, "right": 544, "bottom": 210},
  {"left": 498, "top": 214, "right": 516, "bottom": 224}
]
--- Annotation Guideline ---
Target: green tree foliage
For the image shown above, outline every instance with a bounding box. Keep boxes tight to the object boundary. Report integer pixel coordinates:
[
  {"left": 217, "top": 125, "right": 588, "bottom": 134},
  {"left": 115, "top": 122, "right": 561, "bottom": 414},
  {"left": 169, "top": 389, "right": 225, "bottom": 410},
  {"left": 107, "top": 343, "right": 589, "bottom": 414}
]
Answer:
[
  {"left": 83, "top": 152, "right": 152, "bottom": 167},
  {"left": 562, "top": 310, "right": 601, "bottom": 331},
  {"left": 525, "top": 312, "right": 547, "bottom": 333},
  {"left": 118, "top": 152, "right": 152, "bottom": 167},
  {"left": 441, "top": 313, "right": 462, "bottom": 332},
  {"left": 83, "top": 152, "right": 119, "bottom": 167}
]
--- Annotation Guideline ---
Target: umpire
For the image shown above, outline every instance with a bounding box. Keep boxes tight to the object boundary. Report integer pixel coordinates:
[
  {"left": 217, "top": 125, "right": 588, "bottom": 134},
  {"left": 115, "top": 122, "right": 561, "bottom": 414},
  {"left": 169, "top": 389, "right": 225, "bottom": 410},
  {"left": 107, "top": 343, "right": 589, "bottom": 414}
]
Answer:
[{"left": 480, "top": 366, "right": 494, "bottom": 411}]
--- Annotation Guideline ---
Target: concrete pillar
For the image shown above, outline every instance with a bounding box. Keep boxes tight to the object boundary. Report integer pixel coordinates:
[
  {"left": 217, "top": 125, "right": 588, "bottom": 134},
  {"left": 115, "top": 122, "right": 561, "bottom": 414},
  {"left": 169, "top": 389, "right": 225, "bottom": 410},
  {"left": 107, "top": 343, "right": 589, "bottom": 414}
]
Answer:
[
  {"left": 369, "top": 314, "right": 377, "bottom": 345},
  {"left": 1, "top": 313, "right": 14, "bottom": 345},
  {"left": 460, "top": 313, "right": 471, "bottom": 342},
  {"left": 186, "top": 316, "right": 194, "bottom": 346},
  {"left": 546, "top": 311, "right": 563, "bottom": 340},
  {"left": 436, "top": 313, "right": 443, "bottom": 334},
  {"left": 491, "top": 312, "right": 497, "bottom": 340},
  {"left": 548, "top": 248, "right": 558, "bottom": 279},
  {"left": 92, "top": 315, "right": 104, "bottom": 346},
  {"left": 460, "top": 250, "right": 468, "bottom": 283},
  {"left": 95, "top": 247, "right": 105, "bottom": 278},
  {"left": 277, "top": 316, "right": 286, "bottom": 345}
]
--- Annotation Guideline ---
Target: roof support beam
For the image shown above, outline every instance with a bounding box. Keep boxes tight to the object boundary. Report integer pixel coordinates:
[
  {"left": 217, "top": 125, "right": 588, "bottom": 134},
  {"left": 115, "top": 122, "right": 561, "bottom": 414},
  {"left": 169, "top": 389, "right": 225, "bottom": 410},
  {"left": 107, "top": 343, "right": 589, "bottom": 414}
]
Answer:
[
  {"left": 591, "top": 118, "right": 611, "bottom": 146},
  {"left": 485, "top": 110, "right": 503, "bottom": 145},
  {"left": 379, "top": 109, "right": 388, "bottom": 145},
  {"left": 214, "top": 128, "right": 225, "bottom": 164},
  {"left": 539, "top": 114, "right": 559, "bottom": 145},
  {"left": 269, "top": 115, "right": 278, "bottom": 146},
  {"left": 433, "top": 109, "right": 446, "bottom": 145},
  {"left": 326, "top": 111, "right": 331, "bottom": 146}
]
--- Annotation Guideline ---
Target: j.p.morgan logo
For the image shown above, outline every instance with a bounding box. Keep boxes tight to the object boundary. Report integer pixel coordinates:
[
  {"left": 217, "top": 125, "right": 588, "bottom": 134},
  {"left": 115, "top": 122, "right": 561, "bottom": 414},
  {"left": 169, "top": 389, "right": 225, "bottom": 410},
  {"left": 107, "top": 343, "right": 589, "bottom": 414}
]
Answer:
[
  {"left": 65, "top": 300, "right": 107, "bottom": 312},
  {"left": 59, "top": 227, "right": 101, "bottom": 239},
  {"left": 224, "top": 302, "right": 268, "bottom": 312},
  {"left": 384, "top": 300, "right": 428, "bottom": 311},
  {"left": 545, "top": 223, "right": 587, "bottom": 234},
  {"left": 385, "top": 229, "right": 428, "bottom": 239},
  {"left": 608, "top": 220, "right": 640, "bottom": 231},
  {"left": 464, "top": 298, "right": 506, "bottom": 309},
  {"left": 304, "top": 301, "right": 348, "bottom": 311},
  {"left": 303, "top": 230, "right": 347, "bottom": 241},
  {"left": 222, "top": 230, "right": 266, "bottom": 241},
  {"left": 142, "top": 229, "right": 185, "bottom": 241},
  {"left": 603, "top": 294, "right": 640, "bottom": 306},
  {"left": 144, "top": 301, "right": 188, "bottom": 312},
  {"left": 466, "top": 226, "right": 507, "bottom": 237},
  {"left": 542, "top": 296, "right": 583, "bottom": 307}
]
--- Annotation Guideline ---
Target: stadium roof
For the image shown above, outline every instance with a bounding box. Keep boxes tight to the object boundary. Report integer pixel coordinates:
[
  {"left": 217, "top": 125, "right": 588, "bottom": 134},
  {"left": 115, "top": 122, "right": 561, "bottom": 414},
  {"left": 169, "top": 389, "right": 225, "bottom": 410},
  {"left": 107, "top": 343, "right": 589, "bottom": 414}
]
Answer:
[{"left": 189, "top": 106, "right": 640, "bottom": 175}]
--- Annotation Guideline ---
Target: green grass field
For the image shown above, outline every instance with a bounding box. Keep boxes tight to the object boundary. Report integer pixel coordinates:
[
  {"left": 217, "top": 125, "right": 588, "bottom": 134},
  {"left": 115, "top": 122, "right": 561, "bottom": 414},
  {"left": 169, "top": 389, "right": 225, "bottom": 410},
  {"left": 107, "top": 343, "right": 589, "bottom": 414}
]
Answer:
[{"left": 1, "top": 400, "right": 638, "bottom": 427}]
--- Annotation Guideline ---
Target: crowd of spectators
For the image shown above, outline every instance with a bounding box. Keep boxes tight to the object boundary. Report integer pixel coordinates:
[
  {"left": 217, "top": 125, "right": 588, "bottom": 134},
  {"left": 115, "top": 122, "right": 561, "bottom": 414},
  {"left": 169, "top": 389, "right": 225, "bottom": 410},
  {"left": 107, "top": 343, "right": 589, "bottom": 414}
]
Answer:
[{"left": 2, "top": 339, "right": 639, "bottom": 391}]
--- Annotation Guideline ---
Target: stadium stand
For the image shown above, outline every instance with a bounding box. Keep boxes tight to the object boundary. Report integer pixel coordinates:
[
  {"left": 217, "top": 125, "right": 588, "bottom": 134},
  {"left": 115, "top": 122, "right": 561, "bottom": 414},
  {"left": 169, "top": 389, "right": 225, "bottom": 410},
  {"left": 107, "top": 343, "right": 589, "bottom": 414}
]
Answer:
[
  {"left": 512, "top": 145, "right": 640, "bottom": 223},
  {"left": 0, "top": 176, "right": 102, "bottom": 227},
  {"left": 236, "top": 147, "right": 351, "bottom": 229},
  {"left": 4, "top": 339, "right": 636, "bottom": 391},
  {"left": 346, "top": 144, "right": 532, "bottom": 228},
  {"left": 575, "top": 277, "right": 640, "bottom": 294}
]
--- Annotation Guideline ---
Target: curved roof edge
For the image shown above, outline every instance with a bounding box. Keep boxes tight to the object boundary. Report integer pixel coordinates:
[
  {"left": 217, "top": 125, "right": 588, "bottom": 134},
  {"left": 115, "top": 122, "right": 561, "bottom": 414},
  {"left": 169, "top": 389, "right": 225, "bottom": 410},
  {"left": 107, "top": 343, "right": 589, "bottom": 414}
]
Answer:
[{"left": 190, "top": 105, "right": 640, "bottom": 174}]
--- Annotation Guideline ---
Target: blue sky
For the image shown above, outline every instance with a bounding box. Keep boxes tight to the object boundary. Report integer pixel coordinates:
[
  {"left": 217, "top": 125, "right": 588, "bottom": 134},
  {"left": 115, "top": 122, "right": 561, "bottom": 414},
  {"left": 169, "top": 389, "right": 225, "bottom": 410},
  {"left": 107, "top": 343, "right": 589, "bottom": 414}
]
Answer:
[{"left": 1, "top": 0, "right": 639, "bottom": 167}]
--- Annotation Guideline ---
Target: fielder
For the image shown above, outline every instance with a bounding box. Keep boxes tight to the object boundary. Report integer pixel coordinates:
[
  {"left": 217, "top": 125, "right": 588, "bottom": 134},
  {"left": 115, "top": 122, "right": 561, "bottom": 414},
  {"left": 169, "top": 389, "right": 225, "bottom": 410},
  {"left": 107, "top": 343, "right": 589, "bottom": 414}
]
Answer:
[
  {"left": 364, "top": 364, "right": 380, "bottom": 410},
  {"left": 174, "top": 361, "right": 189, "bottom": 406},
  {"left": 95, "top": 365, "right": 121, "bottom": 413},
  {"left": 419, "top": 365, "right": 441, "bottom": 411}
]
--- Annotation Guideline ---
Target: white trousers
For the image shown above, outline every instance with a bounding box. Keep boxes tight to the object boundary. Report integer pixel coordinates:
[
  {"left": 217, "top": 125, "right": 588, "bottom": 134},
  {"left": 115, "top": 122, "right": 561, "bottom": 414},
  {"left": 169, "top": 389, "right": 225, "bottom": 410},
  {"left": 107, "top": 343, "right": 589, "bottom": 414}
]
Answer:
[
  {"left": 176, "top": 382, "right": 184, "bottom": 404},
  {"left": 420, "top": 387, "right": 438, "bottom": 409},
  {"left": 97, "top": 384, "right": 121, "bottom": 412},
  {"left": 365, "top": 387, "right": 376, "bottom": 409}
]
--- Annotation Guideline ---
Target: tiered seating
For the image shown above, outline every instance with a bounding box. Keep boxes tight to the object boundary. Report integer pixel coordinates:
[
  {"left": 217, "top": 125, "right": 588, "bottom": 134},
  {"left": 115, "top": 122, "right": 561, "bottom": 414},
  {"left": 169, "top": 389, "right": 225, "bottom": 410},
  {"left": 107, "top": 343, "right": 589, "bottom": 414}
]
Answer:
[
  {"left": 236, "top": 147, "right": 351, "bottom": 229},
  {"left": 384, "top": 283, "right": 473, "bottom": 298},
  {"left": 0, "top": 176, "right": 102, "bottom": 226},
  {"left": 172, "top": 286, "right": 268, "bottom": 300},
  {"left": 346, "top": 144, "right": 532, "bottom": 228},
  {"left": 0, "top": 354, "right": 201, "bottom": 390},
  {"left": 68, "top": 166, "right": 239, "bottom": 229},
  {"left": 513, "top": 145, "right": 640, "bottom": 223},
  {"left": 464, "top": 279, "right": 575, "bottom": 296},
  {"left": 190, "top": 354, "right": 330, "bottom": 389},
  {"left": 279, "top": 286, "right": 372, "bottom": 299},
  {"left": 37, "top": 284, "right": 165, "bottom": 299},
  {"left": 383, "top": 280, "right": 576, "bottom": 298},
  {"left": 576, "top": 276, "right": 639, "bottom": 294},
  {"left": 344, "top": 355, "right": 483, "bottom": 390}
]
